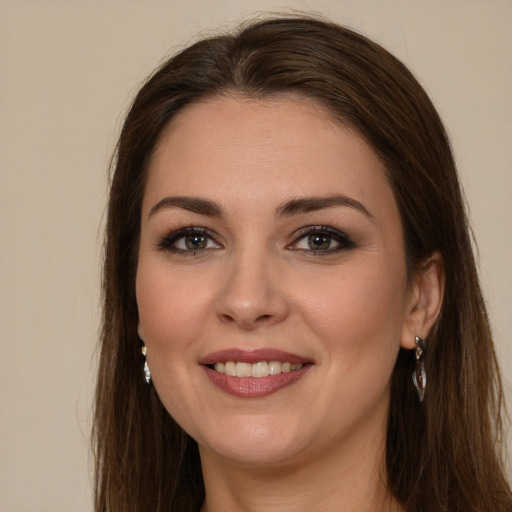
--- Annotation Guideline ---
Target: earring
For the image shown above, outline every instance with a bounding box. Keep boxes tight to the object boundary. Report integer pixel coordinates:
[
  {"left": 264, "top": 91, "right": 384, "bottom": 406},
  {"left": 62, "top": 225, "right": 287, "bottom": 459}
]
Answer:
[
  {"left": 141, "top": 345, "right": 151, "bottom": 384},
  {"left": 412, "top": 336, "right": 427, "bottom": 402}
]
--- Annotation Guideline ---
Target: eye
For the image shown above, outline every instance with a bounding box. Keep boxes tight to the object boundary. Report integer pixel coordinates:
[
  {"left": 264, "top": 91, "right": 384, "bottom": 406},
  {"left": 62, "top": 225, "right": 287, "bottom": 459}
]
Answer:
[
  {"left": 156, "top": 227, "right": 221, "bottom": 253},
  {"left": 175, "top": 232, "right": 212, "bottom": 251},
  {"left": 290, "top": 226, "right": 354, "bottom": 254}
]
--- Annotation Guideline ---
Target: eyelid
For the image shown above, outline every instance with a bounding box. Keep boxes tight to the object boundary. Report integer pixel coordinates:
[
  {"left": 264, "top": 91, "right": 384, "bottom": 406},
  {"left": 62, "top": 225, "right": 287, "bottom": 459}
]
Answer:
[
  {"left": 155, "top": 226, "right": 222, "bottom": 253},
  {"left": 154, "top": 224, "right": 353, "bottom": 255},
  {"left": 288, "top": 225, "right": 354, "bottom": 253}
]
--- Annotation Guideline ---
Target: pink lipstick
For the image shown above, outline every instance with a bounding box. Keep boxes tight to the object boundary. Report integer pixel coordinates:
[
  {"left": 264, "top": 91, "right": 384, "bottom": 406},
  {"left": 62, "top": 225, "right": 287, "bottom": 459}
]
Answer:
[{"left": 199, "top": 349, "right": 313, "bottom": 398}]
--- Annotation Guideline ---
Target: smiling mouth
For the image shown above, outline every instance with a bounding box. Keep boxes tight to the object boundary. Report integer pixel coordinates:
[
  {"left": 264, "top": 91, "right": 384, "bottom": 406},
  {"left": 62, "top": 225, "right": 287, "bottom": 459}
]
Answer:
[
  {"left": 210, "top": 361, "right": 304, "bottom": 378},
  {"left": 199, "top": 349, "right": 312, "bottom": 397}
]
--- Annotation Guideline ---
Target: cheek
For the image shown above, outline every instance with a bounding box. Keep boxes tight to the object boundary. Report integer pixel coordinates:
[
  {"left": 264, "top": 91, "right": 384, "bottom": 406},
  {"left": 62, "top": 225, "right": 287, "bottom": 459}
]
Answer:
[
  {"left": 296, "top": 259, "right": 407, "bottom": 365},
  {"left": 135, "top": 263, "right": 213, "bottom": 418},
  {"left": 136, "top": 261, "right": 213, "bottom": 356},
  {"left": 307, "top": 267, "right": 407, "bottom": 426}
]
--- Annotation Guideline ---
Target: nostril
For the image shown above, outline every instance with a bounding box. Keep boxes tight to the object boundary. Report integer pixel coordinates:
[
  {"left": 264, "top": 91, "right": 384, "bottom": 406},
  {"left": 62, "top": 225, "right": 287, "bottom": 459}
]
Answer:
[
  {"left": 219, "top": 312, "right": 275, "bottom": 330},
  {"left": 215, "top": 284, "right": 290, "bottom": 328},
  {"left": 220, "top": 313, "right": 235, "bottom": 323}
]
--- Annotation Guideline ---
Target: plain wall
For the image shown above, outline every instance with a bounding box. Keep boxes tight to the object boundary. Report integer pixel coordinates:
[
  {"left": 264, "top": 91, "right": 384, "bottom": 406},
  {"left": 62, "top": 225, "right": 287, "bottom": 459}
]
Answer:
[{"left": 1, "top": 1, "right": 510, "bottom": 510}]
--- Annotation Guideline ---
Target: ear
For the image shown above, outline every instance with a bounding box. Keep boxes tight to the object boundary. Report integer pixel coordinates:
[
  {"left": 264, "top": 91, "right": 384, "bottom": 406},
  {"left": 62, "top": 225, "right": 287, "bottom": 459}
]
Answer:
[
  {"left": 137, "top": 322, "right": 145, "bottom": 341},
  {"left": 401, "top": 252, "right": 445, "bottom": 350}
]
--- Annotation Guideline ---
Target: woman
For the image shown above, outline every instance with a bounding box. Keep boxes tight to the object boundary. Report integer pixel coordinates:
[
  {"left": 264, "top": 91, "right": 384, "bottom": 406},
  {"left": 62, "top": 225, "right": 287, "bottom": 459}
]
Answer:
[{"left": 94, "top": 15, "right": 512, "bottom": 511}]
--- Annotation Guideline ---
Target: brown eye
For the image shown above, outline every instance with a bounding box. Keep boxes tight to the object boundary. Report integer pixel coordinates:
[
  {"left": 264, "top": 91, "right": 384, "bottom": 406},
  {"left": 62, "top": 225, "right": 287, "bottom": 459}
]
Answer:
[
  {"left": 157, "top": 227, "right": 222, "bottom": 253},
  {"left": 185, "top": 234, "right": 208, "bottom": 250},
  {"left": 307, "top": 234, "right": 332, "bottom": 251},
  {"left": 290, "top": 226, "right": 354, "bottom": 254}
]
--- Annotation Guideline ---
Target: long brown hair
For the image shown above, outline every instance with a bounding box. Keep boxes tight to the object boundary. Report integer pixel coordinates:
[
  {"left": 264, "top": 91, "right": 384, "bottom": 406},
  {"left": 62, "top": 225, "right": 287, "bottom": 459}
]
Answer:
[{"left": 94, "top": 15, "right": 511, "bottom": 511}]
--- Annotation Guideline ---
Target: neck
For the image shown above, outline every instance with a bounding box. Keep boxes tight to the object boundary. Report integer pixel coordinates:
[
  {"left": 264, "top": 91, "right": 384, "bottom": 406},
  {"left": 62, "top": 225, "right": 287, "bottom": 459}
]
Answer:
[{"left": 199, "top": 418, "right": 402, "bottom": 512}]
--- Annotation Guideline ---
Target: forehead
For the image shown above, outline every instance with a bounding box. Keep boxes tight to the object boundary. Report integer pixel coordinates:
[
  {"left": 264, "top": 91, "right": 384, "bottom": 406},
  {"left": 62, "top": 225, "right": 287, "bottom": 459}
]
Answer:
[{"left": 144, "top": 95, "right": 395, "bottom": 220}]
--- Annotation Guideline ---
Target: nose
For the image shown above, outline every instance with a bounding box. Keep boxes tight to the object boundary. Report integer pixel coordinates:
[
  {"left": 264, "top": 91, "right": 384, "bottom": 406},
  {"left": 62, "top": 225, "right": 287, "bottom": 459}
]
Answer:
[{"left": 215, "top": 247, "right": 290, "bottom": 330}]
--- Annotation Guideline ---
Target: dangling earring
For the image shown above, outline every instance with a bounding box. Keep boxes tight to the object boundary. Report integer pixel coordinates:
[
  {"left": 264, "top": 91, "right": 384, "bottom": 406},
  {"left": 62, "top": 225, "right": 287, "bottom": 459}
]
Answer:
[
  {"left": 141, "top": 345, "right": 151, "bottom": 384},
  {"left": 412, "top": 336, "right": 427, "bottom": 402}
]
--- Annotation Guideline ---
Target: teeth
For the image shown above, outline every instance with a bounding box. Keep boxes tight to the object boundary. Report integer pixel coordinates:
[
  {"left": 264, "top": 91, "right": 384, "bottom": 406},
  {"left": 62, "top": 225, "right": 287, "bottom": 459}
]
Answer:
[
  {"left": 251, "top": 361, "right": 269, "bottom": 377},
  {"left": 268, "top": 361, "right": 281, "bottom": 375},
  {"left": 235, "top": 362, "right": 252, "bottom": 377},
  {"left": 213, "top": 360, "right": 304, "bottom": 377},
  {"left": 224, "top": 361, "right": 236, "bottom": 376}
]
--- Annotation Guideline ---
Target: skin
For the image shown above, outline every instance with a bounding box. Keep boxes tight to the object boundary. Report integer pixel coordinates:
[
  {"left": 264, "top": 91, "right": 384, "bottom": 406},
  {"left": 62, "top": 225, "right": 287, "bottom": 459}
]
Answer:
[{"left": 136, "top": 95, "right": 444, "bottom": 511}]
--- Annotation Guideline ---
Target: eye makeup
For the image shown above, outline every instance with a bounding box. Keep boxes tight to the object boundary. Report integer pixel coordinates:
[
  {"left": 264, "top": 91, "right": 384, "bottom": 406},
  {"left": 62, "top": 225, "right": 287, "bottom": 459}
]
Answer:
[
  {"left": 154, "top": 223, "right": 355, "bottom": 258},
  {"left": 288, "top": 225, "right": 355, "bottom": 255},
  {"left": 155, "top": 226, "right": 222, "bottom": 255}
]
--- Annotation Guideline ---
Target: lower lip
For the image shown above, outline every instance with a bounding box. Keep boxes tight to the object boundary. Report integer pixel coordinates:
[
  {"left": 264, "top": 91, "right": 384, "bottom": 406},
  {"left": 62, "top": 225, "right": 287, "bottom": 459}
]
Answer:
[{"left": 201, "top": 365, "right": 312, "bottom": 398}]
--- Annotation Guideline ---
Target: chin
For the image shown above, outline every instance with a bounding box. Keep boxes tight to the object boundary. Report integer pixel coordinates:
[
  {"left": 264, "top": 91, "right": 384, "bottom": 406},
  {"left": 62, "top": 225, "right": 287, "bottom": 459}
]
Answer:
[{"left": 195, "top": 415, "right": 311, "bottom": 468}]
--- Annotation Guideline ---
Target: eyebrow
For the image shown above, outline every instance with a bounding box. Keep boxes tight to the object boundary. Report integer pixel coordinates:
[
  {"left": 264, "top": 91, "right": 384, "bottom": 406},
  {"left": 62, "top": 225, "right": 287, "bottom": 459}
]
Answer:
[
  {"left": 148, "top": 194, "right": 373, "bottom": 220},
  {"left": 275, "top": 195, "right": 373, "bottom": 219},
  {"left": 148, "top": 196, "right": 223, "bottom": 218}
]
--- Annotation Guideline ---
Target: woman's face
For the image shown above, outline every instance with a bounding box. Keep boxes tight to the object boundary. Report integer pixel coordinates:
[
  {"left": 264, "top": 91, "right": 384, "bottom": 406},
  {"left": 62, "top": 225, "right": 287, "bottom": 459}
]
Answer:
[{"left": 136, "top": 96, "right": 415, "bottom": 469}]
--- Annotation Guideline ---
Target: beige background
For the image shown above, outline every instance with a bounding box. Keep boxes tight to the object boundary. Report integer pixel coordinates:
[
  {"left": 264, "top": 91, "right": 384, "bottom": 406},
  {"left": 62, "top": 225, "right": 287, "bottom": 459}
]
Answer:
[{"left": 1, "top": 1, "right": 510, "bottom": 510}]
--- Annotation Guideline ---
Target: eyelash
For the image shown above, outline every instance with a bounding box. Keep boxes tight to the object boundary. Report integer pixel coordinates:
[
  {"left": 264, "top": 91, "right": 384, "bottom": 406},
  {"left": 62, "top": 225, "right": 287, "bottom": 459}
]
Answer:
[
  {"left": 155, "top": 227, "right": 221, "bottom": 255},
  {"left": 155, "top": 225, "right": 354, "bottom": 256},
  {"left": 289, "top": 225, "right": 355, "bottom": 255}
]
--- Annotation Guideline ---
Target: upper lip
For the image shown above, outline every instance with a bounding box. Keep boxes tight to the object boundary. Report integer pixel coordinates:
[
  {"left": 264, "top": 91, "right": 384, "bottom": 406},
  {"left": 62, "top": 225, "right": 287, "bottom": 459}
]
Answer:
[{"left": 198, "top": 348, "right": 312, "bottom": 365}]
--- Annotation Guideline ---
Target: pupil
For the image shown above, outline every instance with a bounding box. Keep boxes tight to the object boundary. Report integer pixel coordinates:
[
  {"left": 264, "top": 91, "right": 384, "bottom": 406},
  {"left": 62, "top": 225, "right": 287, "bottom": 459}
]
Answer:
[
  {"left": 308, "top": 234, "right": 330, "bottom": 250},
  {"left": 185, "top": 234, "right": 207, "bottom": 250}
]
